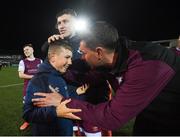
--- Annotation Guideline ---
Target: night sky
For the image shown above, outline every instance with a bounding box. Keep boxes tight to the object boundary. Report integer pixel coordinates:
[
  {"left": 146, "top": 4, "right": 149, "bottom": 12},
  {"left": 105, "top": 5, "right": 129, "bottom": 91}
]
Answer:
[{"left": 1, "top": 0, "right": 179, "bottom": 57}]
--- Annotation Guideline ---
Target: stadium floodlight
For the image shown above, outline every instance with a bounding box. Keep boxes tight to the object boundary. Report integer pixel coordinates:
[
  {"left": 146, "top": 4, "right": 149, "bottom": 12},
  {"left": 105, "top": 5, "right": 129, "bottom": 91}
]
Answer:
[{"left": 74, "top": 17, "right": 90, "bottom": 33}]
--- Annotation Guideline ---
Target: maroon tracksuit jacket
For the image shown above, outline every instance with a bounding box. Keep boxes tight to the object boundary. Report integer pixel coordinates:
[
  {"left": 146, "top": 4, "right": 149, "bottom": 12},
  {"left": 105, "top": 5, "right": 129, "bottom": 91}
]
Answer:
[{"left": 66, "top": 41, "right": 180, "bottom": 135}]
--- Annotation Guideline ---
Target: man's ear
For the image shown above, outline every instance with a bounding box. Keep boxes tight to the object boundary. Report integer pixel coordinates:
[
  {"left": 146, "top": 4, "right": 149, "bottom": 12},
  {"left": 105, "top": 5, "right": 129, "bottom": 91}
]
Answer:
[{"left": 96, "top": 47, "right": 104, "bottom": 60}]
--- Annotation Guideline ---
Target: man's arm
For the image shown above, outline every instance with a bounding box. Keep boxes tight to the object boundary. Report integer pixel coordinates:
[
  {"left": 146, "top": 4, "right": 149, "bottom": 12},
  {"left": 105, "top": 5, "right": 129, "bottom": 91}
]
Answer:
[
  {"left": 18, "top": 71, "right": 33, "bottom": 79},
  {"left": 56, "top": 62, "right": 175, "bottom": 130},
  {"left": 32, "top": 86, "right": 82, "bottom": 120},
  {"left": 18, "top": 60, "right": 33, "bottom": 79}
]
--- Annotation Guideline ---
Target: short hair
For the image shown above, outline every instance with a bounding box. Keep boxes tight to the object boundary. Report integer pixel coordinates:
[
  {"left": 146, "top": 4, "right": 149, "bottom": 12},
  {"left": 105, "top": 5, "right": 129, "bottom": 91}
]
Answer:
[
  {"left": 55, "top": 8, "right": 77, "bottom": 29},
  {"left": 48, "top": 40, "right": 72, "bottom": 59},
  {"left": 23, "top": 43, "right": 33, "bottom": 49},
  {"left": 56, "top": 8, "right": 77, "bottom": 19},
  {"left": 80, "top": 21, "right": 119, "bottom": 51}
]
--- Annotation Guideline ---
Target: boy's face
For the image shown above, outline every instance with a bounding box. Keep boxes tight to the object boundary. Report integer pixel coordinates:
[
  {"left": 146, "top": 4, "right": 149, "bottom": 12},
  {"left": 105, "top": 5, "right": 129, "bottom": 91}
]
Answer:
[{"left": 53, "top": 47, "right": 72, "bottom": 73}]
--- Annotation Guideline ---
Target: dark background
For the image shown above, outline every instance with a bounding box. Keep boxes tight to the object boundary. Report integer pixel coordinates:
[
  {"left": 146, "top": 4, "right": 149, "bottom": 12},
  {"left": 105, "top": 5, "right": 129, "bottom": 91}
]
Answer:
[{"left": 1, "top": 0, "right": 179, "bottom": 57}]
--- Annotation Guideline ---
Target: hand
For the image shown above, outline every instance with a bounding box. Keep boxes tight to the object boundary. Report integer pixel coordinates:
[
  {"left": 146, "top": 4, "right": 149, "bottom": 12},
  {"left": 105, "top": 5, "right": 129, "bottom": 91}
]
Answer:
[
  {"left": 32, "top": 91, "right": 63, "bottom": 107},
  {"left": 48, "top": 34, "right": 64, "bottom": 43},
  {"left": 56, "top": 99, "right": 82, "bottom": 120},
  {"left": 32, "top": 85, "right": 64, "bottom": 108},
  {"left": 76, "top": 84, "right": 89, "bottom": 95}
]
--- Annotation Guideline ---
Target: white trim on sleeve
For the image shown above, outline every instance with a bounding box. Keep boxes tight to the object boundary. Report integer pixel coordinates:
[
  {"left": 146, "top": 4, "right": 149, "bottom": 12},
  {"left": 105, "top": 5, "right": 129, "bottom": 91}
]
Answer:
[{"left": 18, "top": 60, "right": 25, "bottom": 72}]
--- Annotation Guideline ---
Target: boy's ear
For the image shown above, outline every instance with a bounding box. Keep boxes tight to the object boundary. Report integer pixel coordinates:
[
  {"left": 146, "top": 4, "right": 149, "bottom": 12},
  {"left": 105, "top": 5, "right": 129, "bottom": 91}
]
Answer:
[{"left": 49, "top": 53, "right": 56, "bottom": 62}]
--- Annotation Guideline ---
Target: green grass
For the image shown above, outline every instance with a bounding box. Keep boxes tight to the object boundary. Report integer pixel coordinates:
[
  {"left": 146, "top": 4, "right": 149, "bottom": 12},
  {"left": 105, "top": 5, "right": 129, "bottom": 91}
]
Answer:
[
  {"left": 113, "top": 119, "right": 134, "bottom": 136},
  {"left": 0, "top": 67, "right": 31, "bottom": 135},
  {"left": 0, "top": 67, "right": 134, "bottom": 136}
]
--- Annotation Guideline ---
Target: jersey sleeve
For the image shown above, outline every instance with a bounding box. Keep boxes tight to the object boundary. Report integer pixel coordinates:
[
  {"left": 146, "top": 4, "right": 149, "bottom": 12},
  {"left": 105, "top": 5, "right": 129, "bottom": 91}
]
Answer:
[{"left": 18, "top": 60, "right": 25, "bottom": 72}]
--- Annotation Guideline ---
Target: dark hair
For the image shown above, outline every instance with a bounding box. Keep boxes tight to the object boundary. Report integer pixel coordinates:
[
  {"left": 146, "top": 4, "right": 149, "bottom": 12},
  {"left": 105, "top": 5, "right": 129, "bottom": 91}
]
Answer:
[
  {"left": 80, "top": 21, "right": 119, "bottom": 51},
  {"left": 56, "top": 8, "right": 77, "bottom": 19},
  {"left": 55, "top": 8, "right": 77, "bottom": 29},
  {"left": 23, "top": 43, "right": 33, "bottom": 49}
]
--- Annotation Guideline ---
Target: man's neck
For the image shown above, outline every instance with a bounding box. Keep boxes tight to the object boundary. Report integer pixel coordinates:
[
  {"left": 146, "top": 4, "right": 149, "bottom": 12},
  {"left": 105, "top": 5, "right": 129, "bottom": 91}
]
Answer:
[
  {"left": 68, "top": 32, "right": 76, "bottom": 39},
  {"left": 26, "top": 55, "right": 35, "bottom": 60}
]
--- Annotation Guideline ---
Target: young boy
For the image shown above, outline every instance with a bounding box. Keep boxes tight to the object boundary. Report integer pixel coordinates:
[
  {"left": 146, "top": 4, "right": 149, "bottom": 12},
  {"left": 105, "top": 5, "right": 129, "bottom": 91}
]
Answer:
[{"left": 23, "top": 40, "right": 87, "bottom": 135}]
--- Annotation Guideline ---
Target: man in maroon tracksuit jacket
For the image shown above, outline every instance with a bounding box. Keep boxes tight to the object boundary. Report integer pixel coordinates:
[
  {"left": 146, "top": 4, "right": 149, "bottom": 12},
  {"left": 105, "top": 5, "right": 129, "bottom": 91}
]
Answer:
[{"left": 33, "top": 21, "right": 180, "bottom": 135}]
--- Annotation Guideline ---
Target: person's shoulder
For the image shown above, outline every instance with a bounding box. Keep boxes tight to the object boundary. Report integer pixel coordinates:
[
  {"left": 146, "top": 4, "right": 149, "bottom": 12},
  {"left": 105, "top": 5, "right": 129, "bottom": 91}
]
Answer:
[
  {"left": 30, "top": 71, "right": 49, "bottom": 86},
  {"left": 35, "top": 58, "right": 43, "bottom": 61},
  {"left": 19, "top": 59, "right": 24, "bottom": 63},
  {"left": 69, "top": 35, "right": 81, "bottom": 43}
]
